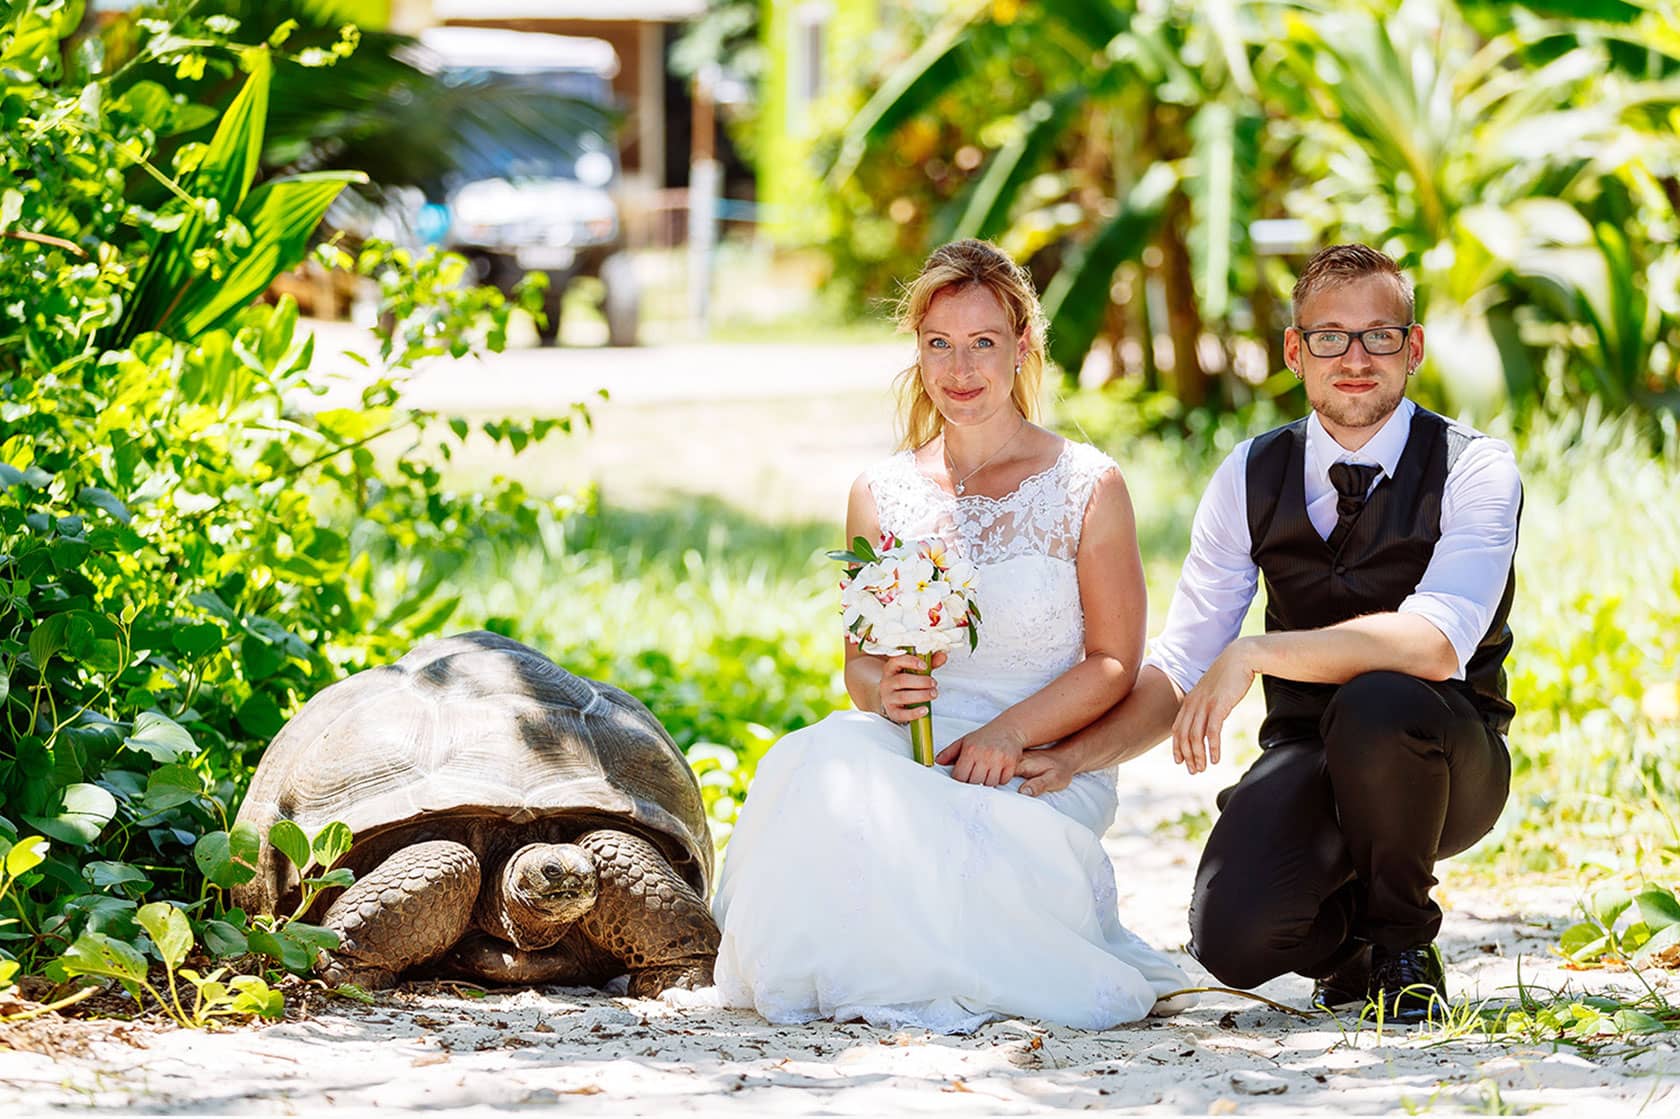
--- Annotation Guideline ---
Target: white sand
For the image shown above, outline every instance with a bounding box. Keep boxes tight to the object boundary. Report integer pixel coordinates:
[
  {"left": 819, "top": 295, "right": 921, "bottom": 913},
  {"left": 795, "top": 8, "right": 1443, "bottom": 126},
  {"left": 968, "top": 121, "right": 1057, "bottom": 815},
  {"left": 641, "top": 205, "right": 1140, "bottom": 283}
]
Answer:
[{"left": 3, "top": 749, "right": 1674, "bottom": 1116}]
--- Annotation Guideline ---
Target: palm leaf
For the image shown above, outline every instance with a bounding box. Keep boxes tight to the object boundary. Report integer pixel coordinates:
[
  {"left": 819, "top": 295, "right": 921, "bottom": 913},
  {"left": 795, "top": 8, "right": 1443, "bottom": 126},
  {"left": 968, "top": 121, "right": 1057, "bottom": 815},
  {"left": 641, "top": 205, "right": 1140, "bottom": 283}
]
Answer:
[
  {"left": 1038, "top": 0, "right": 1130, "bottom": 51},
  {"left": 945, "top": 91, "right": 1084, "bottom": 243},
  {"left": 830, "top": 17, "right": 1006, "bottom": 185},
  {"left": 167, "top": 171, "right": 365, "bottom": 339},
  {"left": 113, "top": 50, "right": 274, "bottom": 344},
  {"left": 1042, "top": 162, "right": 1178, "bottom": 373}
]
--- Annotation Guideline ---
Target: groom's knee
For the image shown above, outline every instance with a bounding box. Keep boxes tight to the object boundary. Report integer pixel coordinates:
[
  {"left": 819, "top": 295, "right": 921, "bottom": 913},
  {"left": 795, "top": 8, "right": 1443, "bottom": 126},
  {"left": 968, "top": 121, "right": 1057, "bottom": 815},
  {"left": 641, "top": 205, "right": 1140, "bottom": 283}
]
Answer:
[{"left": 1188, "top": 881, "right": 1290, "bottom": 991}]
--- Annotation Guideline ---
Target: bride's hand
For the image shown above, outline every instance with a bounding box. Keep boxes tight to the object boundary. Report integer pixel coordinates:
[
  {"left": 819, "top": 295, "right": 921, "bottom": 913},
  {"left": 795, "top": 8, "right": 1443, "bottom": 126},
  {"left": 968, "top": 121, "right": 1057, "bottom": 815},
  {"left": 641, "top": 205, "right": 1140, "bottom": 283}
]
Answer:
[
  {"left": 877, "top": 652, "right": 946, "bottom": 724},
  {"left": 936, "top": 722, "right": 1028, "bottom": 786}
]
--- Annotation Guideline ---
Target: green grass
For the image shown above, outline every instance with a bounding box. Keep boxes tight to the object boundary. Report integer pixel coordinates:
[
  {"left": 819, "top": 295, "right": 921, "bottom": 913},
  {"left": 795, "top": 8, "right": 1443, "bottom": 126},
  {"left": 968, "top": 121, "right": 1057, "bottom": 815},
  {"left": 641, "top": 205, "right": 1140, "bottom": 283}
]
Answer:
[{"left": 430, "top": 401, "right": 1680, "bottom": 886}]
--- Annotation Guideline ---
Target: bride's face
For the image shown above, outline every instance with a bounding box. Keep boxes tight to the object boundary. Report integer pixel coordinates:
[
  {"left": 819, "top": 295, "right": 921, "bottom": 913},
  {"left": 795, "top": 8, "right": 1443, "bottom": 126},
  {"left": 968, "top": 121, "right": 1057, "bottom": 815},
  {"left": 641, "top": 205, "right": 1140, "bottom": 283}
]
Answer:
[{"left": 917, "top": 284, "right": 1027, "bottom": 428}]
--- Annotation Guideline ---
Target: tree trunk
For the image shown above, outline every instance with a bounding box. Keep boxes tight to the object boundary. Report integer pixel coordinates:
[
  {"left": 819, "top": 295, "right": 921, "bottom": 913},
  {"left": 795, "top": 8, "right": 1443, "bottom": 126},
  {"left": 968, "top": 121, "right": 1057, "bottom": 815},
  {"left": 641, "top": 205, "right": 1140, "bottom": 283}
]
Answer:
[{"left": 1159, "top": 192, "right": 1210, "bottom": 409}]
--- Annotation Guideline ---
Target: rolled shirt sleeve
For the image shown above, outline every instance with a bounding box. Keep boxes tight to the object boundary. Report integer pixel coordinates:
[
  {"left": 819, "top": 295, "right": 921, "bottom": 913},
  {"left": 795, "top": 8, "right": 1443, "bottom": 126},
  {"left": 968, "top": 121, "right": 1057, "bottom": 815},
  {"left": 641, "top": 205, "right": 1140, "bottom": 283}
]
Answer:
[
  {"left": 1142, "top": 442, "right": 1261, "bottom": 694},
  {"left": 1397, "top": 434, "right": 1523, "bottom": 680}
]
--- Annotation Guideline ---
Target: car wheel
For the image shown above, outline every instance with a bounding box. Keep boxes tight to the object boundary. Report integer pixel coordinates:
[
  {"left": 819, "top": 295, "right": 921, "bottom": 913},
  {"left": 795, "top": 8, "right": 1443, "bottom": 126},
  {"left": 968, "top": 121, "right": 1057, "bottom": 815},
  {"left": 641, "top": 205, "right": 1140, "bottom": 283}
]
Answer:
[{"left": 538, "top": 274, "right": 566, "bottom": 347}]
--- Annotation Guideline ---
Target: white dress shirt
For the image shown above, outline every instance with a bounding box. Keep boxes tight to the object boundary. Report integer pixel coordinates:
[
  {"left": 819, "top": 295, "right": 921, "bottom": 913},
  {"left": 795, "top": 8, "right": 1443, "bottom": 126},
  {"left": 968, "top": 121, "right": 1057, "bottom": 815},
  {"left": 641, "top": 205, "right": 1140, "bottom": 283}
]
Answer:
[{"left": 1144, "top": 398, "right": 1523, "bottom": 691}]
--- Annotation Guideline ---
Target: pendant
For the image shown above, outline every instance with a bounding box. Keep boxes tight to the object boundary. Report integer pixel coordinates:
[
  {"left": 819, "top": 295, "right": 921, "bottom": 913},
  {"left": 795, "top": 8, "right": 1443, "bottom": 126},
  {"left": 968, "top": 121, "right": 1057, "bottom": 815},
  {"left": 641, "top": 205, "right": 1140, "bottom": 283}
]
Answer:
[{"left": 955, "top": 481, "right": 965, "bottom": 495}]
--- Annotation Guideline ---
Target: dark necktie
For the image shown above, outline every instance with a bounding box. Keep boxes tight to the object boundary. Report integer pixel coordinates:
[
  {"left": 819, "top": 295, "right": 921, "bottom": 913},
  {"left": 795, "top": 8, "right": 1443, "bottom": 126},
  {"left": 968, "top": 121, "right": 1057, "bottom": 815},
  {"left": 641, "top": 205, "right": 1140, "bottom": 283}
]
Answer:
[{"left": 1327, "top": 461, "right": 1382, "bottom": 551}]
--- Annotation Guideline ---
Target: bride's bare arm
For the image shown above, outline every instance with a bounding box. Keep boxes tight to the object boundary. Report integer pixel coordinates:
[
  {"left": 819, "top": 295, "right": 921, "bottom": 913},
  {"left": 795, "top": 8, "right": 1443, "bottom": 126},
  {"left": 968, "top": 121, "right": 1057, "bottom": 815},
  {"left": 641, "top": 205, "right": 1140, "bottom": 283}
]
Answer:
[
  {"left": 840, "top": 472, "right": 942, "bottom": 722},
  {"left": 938, "top": 468, "right": 1147, "bottom": 785}
]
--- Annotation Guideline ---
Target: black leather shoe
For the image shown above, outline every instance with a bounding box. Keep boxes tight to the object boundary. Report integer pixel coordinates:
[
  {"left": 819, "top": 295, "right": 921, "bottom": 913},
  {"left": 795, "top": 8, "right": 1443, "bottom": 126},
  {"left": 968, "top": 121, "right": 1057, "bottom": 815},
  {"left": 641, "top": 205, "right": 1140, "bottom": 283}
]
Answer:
[
  {"left": 1369, "top": 943, "right": 1448, "bottom": 1024},
  {"left": 1310, "top": 944, "right": 1371, "bottom": 1009}
]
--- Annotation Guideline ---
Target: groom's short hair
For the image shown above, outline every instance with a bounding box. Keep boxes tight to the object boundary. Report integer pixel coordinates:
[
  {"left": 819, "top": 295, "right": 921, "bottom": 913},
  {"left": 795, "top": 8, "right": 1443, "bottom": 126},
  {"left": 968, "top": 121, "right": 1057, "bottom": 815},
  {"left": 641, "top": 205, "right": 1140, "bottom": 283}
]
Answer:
[{"left": 1291, "top": 243, "right": 1415, "bottom": 324}]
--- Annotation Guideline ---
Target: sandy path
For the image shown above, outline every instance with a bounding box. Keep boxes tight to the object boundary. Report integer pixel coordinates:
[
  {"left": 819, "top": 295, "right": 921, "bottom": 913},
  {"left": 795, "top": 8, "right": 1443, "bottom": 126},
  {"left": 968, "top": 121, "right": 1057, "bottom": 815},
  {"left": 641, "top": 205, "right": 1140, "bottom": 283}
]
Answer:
[{"left": 3, "top": 750, "right": 1672, "bottom": 1115}]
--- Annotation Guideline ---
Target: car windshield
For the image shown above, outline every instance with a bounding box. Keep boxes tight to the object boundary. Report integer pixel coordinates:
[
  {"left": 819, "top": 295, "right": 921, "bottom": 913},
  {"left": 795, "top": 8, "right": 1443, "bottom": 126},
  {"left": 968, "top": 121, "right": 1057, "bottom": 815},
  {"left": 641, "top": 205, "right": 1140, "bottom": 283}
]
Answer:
[{"left": 440, "top": 68, "right": 615, "bottom": 186}]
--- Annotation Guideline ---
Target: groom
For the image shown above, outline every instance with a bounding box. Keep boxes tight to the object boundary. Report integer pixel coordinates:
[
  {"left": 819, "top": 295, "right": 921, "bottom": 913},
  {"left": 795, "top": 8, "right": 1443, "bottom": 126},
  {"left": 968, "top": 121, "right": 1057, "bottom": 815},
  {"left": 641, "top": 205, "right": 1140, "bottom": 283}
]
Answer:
[{"left": 1013, "top": 243, "right": 1521, "bottom": 1021}]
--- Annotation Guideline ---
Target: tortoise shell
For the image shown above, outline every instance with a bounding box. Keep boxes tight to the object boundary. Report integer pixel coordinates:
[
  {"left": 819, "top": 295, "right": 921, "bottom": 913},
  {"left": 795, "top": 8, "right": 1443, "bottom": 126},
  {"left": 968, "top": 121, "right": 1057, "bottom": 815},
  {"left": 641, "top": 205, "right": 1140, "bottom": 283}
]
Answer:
[{"left": 231, "top": 631, "right": 712, "bottom": 915}]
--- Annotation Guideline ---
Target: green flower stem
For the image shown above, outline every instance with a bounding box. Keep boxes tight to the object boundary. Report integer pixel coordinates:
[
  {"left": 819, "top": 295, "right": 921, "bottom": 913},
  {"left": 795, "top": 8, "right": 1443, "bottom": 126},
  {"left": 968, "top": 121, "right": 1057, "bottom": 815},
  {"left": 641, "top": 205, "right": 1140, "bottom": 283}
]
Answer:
[{"left": 907, "top": 652, "right": 935, "bottom": 766}]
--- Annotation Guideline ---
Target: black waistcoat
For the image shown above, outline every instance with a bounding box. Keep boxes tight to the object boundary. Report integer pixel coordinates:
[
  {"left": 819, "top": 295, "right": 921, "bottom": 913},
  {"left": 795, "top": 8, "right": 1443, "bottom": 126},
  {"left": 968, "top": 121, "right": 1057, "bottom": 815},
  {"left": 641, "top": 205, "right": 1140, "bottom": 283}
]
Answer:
[{"left": 1245, "top": 407, "right": 1517, "bottom": 745}]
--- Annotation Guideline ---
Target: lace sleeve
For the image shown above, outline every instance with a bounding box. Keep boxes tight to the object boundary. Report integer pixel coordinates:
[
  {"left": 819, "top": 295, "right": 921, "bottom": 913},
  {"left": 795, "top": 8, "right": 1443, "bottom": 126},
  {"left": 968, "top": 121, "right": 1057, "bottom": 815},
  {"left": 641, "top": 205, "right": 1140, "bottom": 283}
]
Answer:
[{"left": 1062, "top": 442, "right": 1123, "bottom": 546}]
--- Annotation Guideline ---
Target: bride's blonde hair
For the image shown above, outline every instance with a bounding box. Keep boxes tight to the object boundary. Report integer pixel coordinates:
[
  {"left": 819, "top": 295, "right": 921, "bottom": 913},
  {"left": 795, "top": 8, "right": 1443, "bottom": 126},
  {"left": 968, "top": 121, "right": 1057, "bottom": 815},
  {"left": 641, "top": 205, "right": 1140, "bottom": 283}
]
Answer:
[{"left": 893, "top": 239, "right": 1047, "bottom": 451}]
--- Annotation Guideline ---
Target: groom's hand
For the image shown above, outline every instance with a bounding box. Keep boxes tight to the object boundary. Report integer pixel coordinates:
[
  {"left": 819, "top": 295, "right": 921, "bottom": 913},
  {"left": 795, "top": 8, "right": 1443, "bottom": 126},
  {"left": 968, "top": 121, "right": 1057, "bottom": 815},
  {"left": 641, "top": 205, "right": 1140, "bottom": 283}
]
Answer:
[
  {"left": 1172, "top": 640, "right": 1257, "bottom": 774},
  {"left": 1014, "top": 746, "right": 1076, "bottom": 798}
]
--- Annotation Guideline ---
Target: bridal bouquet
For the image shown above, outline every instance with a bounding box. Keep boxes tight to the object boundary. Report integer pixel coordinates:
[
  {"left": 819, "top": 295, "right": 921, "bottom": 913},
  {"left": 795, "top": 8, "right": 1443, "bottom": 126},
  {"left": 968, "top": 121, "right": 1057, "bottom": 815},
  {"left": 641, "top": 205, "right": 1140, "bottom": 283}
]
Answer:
[{"left": 828, "top": 533, "right": 981, "bottom": 765}]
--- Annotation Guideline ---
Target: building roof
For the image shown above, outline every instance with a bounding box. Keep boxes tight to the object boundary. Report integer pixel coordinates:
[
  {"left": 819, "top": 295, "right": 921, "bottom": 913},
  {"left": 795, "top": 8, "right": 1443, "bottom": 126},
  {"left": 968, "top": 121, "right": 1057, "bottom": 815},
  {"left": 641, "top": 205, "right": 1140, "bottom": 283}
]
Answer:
[
  {"left": 431, "top": 0, "right": 705, "bottom": 19},
  {"left": 414, "top": 26, "right": 619, "bottom": 75}
]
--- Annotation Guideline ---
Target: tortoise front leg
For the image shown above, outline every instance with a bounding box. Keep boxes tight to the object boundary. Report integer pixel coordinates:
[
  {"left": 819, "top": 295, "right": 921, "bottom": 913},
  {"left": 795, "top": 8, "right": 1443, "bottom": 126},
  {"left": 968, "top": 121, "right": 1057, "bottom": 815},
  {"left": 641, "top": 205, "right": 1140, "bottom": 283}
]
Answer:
[
  {"left": 317, "top": 840, "right": 480, "bottom": 988},
  {"left": 574, "top": 829, "right": 719, "bottom": 998},
  {"left": 433, "top": 931, "right": 620, "bottom": 986}
]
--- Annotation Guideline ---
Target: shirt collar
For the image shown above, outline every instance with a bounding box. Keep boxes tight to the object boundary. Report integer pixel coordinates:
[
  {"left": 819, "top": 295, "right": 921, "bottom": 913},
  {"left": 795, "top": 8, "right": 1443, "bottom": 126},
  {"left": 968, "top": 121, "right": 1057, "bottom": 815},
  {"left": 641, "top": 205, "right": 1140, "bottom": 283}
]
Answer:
[{"left": 1306, "top": 397, "right": 1415, "bottom": 480}]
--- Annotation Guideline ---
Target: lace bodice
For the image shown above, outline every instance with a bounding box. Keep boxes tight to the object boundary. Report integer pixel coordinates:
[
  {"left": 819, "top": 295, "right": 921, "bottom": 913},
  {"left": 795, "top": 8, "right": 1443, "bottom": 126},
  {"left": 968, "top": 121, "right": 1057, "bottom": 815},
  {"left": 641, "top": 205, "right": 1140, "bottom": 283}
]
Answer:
[{"left": 866, "top": 440, "right": 1120, "bottom": 726}]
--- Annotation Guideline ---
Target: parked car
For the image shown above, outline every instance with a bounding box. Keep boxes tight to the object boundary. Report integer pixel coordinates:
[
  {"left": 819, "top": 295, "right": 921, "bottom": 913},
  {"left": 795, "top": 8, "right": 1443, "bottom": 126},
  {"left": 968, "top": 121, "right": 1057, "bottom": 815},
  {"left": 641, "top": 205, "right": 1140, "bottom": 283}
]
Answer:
[{"left": 409, "top": 26, "right": 640, "bottom": 346}]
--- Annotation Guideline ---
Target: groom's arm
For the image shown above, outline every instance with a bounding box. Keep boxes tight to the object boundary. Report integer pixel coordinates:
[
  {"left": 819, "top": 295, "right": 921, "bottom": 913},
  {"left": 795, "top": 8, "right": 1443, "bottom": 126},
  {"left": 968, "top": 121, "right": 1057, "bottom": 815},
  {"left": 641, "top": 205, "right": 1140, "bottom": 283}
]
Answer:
[
  {"left": 1017, "top": 446, "right": 1258, "bottom": 797},
  {"left": 1016, "top": 665, "right": 1184, "bottom": 795}
]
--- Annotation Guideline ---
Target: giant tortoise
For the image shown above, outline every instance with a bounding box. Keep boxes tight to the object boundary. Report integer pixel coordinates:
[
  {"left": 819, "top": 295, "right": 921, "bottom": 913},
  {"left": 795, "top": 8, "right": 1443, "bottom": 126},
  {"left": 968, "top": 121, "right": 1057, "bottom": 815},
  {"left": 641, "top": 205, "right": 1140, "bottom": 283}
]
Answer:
[{"left": 232, "top": 631, "right": 719, "bottom": 994}]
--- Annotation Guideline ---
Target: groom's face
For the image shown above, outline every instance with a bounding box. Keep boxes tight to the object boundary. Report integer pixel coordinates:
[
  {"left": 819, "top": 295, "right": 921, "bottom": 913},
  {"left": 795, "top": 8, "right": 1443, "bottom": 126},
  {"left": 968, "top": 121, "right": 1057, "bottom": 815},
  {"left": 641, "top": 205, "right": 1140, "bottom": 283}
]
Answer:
[
  {"left": 1285, "top": 274, "right": 1424, "bottom": 445},
  {"left": 918, "top": 284, "right": 1028, "bottom": 427}
]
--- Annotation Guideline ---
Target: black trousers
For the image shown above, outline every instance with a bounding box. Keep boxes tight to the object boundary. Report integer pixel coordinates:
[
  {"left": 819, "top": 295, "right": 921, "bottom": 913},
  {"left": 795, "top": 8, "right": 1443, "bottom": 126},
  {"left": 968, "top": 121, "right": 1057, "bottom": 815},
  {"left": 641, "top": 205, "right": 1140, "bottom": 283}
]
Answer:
[{"left": 1187, "top": 671, "right": 1511, "bottom": 989}]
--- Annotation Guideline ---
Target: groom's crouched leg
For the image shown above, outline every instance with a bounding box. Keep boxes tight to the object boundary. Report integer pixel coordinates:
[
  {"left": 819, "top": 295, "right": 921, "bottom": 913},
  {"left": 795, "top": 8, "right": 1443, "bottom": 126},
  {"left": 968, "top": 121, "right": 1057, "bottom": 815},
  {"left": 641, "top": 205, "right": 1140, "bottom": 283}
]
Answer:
[
  {"left": 1188, "top": 740, "right": 1358, "bottom": 990},
  {"left": 1320, "top": 670, "right": 1509, "bottom": 949}
]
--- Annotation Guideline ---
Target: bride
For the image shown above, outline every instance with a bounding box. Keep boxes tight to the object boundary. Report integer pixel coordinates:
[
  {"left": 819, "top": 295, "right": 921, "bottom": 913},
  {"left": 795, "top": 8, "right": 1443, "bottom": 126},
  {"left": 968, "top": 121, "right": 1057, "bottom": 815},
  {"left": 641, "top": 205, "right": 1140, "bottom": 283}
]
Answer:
[{"left": 711, "top": 239, "right": 1189, "bottom": 1032}]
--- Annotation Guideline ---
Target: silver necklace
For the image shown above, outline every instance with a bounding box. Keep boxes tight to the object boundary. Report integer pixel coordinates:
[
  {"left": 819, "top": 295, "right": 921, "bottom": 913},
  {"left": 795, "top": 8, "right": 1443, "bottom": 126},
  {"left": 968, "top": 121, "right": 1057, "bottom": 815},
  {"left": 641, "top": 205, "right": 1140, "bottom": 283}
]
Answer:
[{"left": 943, "top": 416, "right": 1027, "bottom": 496}]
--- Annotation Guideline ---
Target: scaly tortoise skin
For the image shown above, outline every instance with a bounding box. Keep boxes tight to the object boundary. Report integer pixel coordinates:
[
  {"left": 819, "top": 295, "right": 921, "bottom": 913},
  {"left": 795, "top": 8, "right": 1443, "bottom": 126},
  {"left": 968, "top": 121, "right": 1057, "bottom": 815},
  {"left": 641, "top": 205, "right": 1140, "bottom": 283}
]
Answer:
[{"left": 231, "top": 631, "right": 719, "bottom": 994}]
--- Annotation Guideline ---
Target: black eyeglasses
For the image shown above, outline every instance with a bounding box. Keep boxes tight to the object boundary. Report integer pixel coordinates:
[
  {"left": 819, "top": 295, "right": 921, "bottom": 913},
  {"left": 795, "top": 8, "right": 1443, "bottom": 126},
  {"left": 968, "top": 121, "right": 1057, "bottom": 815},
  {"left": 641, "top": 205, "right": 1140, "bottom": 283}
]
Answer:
[{"left": 1299, "top": 324, "right": 1414, "bottom": 358}]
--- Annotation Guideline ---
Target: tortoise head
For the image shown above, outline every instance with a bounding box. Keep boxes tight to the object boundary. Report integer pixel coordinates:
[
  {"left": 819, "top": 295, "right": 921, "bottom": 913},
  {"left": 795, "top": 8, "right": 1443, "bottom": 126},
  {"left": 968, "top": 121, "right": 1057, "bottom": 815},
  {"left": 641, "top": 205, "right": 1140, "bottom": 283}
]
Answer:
[{"left": 493, "top": 842, "right": 599, "bottom": 949}]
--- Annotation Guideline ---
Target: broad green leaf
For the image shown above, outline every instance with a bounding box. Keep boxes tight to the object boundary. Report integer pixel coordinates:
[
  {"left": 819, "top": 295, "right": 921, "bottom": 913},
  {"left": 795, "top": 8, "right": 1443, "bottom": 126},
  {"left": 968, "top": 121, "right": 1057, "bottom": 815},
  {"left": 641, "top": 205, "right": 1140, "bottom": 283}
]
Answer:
[
  {"left": 1587, "top": 885, "right": 1634, "bottom": 928},
  {"left": 247, "top": 928, "right": 314, "bottom": 972},
  {"left": 1634, "top": 886, "right": 1680, "bottom": 931},
  {"left": 201, "top": 920, "right": 248, "bottom": 958},
  {"left": 279, "top": 922, "right": 340, "bottom": 956},
  {"left": 310, "top": 822, "right": 354, "bottom": 871},
  {"left": 3, "top": 835, "right": 49, "bottom": 878},
  {"left": 21, "top": 784, "right": 117, "bottom": 846},
  {"left": 229, "top": 974, "right": 284, "bottom": 1018},
  {"left": 268, "top": 819, "right": 311, "bottom": 873},
  {"left": 1632, "top": 922, "right": 1680, "bottom": 963},
  {"left": 235, "top": 691, "right": 286, "bottom": 739},
  {"left": 136, "top": 902, "right": 193, "bottom": 971},
  {"left": 1612, "top": 1008, "right": 1669, "bottom": 1035},
  {"left": 82, "top": 860, "right": 150, "bottom": 893},
  {"left": 28, "top": 613, "right": 71, "bottom": 668},
  {"left": 194, "top": 822, "right": 260, "bottom": 889},
  {"left": 144, "top": 765, "right": 206, "bottom": 811},
  {"left": 76, "top": 486, "right": 131, "bottom": 523},
  {"left": 125, "top": 711, "right": 196, "bottom": 763},
  {"left": 1042, "top": 162, "right": 1178, "bottom": 373},
  {"left": 1558, "top": 921, "right": 1608, "bottom": 959},
  {"left": 171, "top": 623, "right": 225, "bottom": 658},
  {"left": 60, "top": 931, "right": 148, "bottom": 986},
  {"left": 302, "top": 867, "right": 355, "bottom": 891}
]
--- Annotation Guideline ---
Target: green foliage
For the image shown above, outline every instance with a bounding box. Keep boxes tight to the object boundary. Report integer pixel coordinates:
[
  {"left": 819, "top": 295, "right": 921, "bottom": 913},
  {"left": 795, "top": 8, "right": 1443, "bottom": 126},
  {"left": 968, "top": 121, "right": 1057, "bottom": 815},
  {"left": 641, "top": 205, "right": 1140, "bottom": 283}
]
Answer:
[
  {"left": 58, "top": 820, "right": 346, "bottom": 1027},
  {"left": 1559, "top": 883, "right": 1680, "bottom": 967},
  {"left": 816, "top": 0, "right": 1680, "bottom": 415},
  {"left": 0, "top": 2, "right": 580, "bottom": 1017}
]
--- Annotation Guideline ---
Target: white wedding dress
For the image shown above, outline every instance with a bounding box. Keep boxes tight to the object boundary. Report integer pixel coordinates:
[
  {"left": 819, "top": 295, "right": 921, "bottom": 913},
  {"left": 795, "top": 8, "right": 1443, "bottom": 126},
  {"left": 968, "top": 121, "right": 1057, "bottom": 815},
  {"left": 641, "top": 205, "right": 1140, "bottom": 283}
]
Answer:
[{"left": 711, "top": 440, "right": 1191, "bottom": 1033}]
